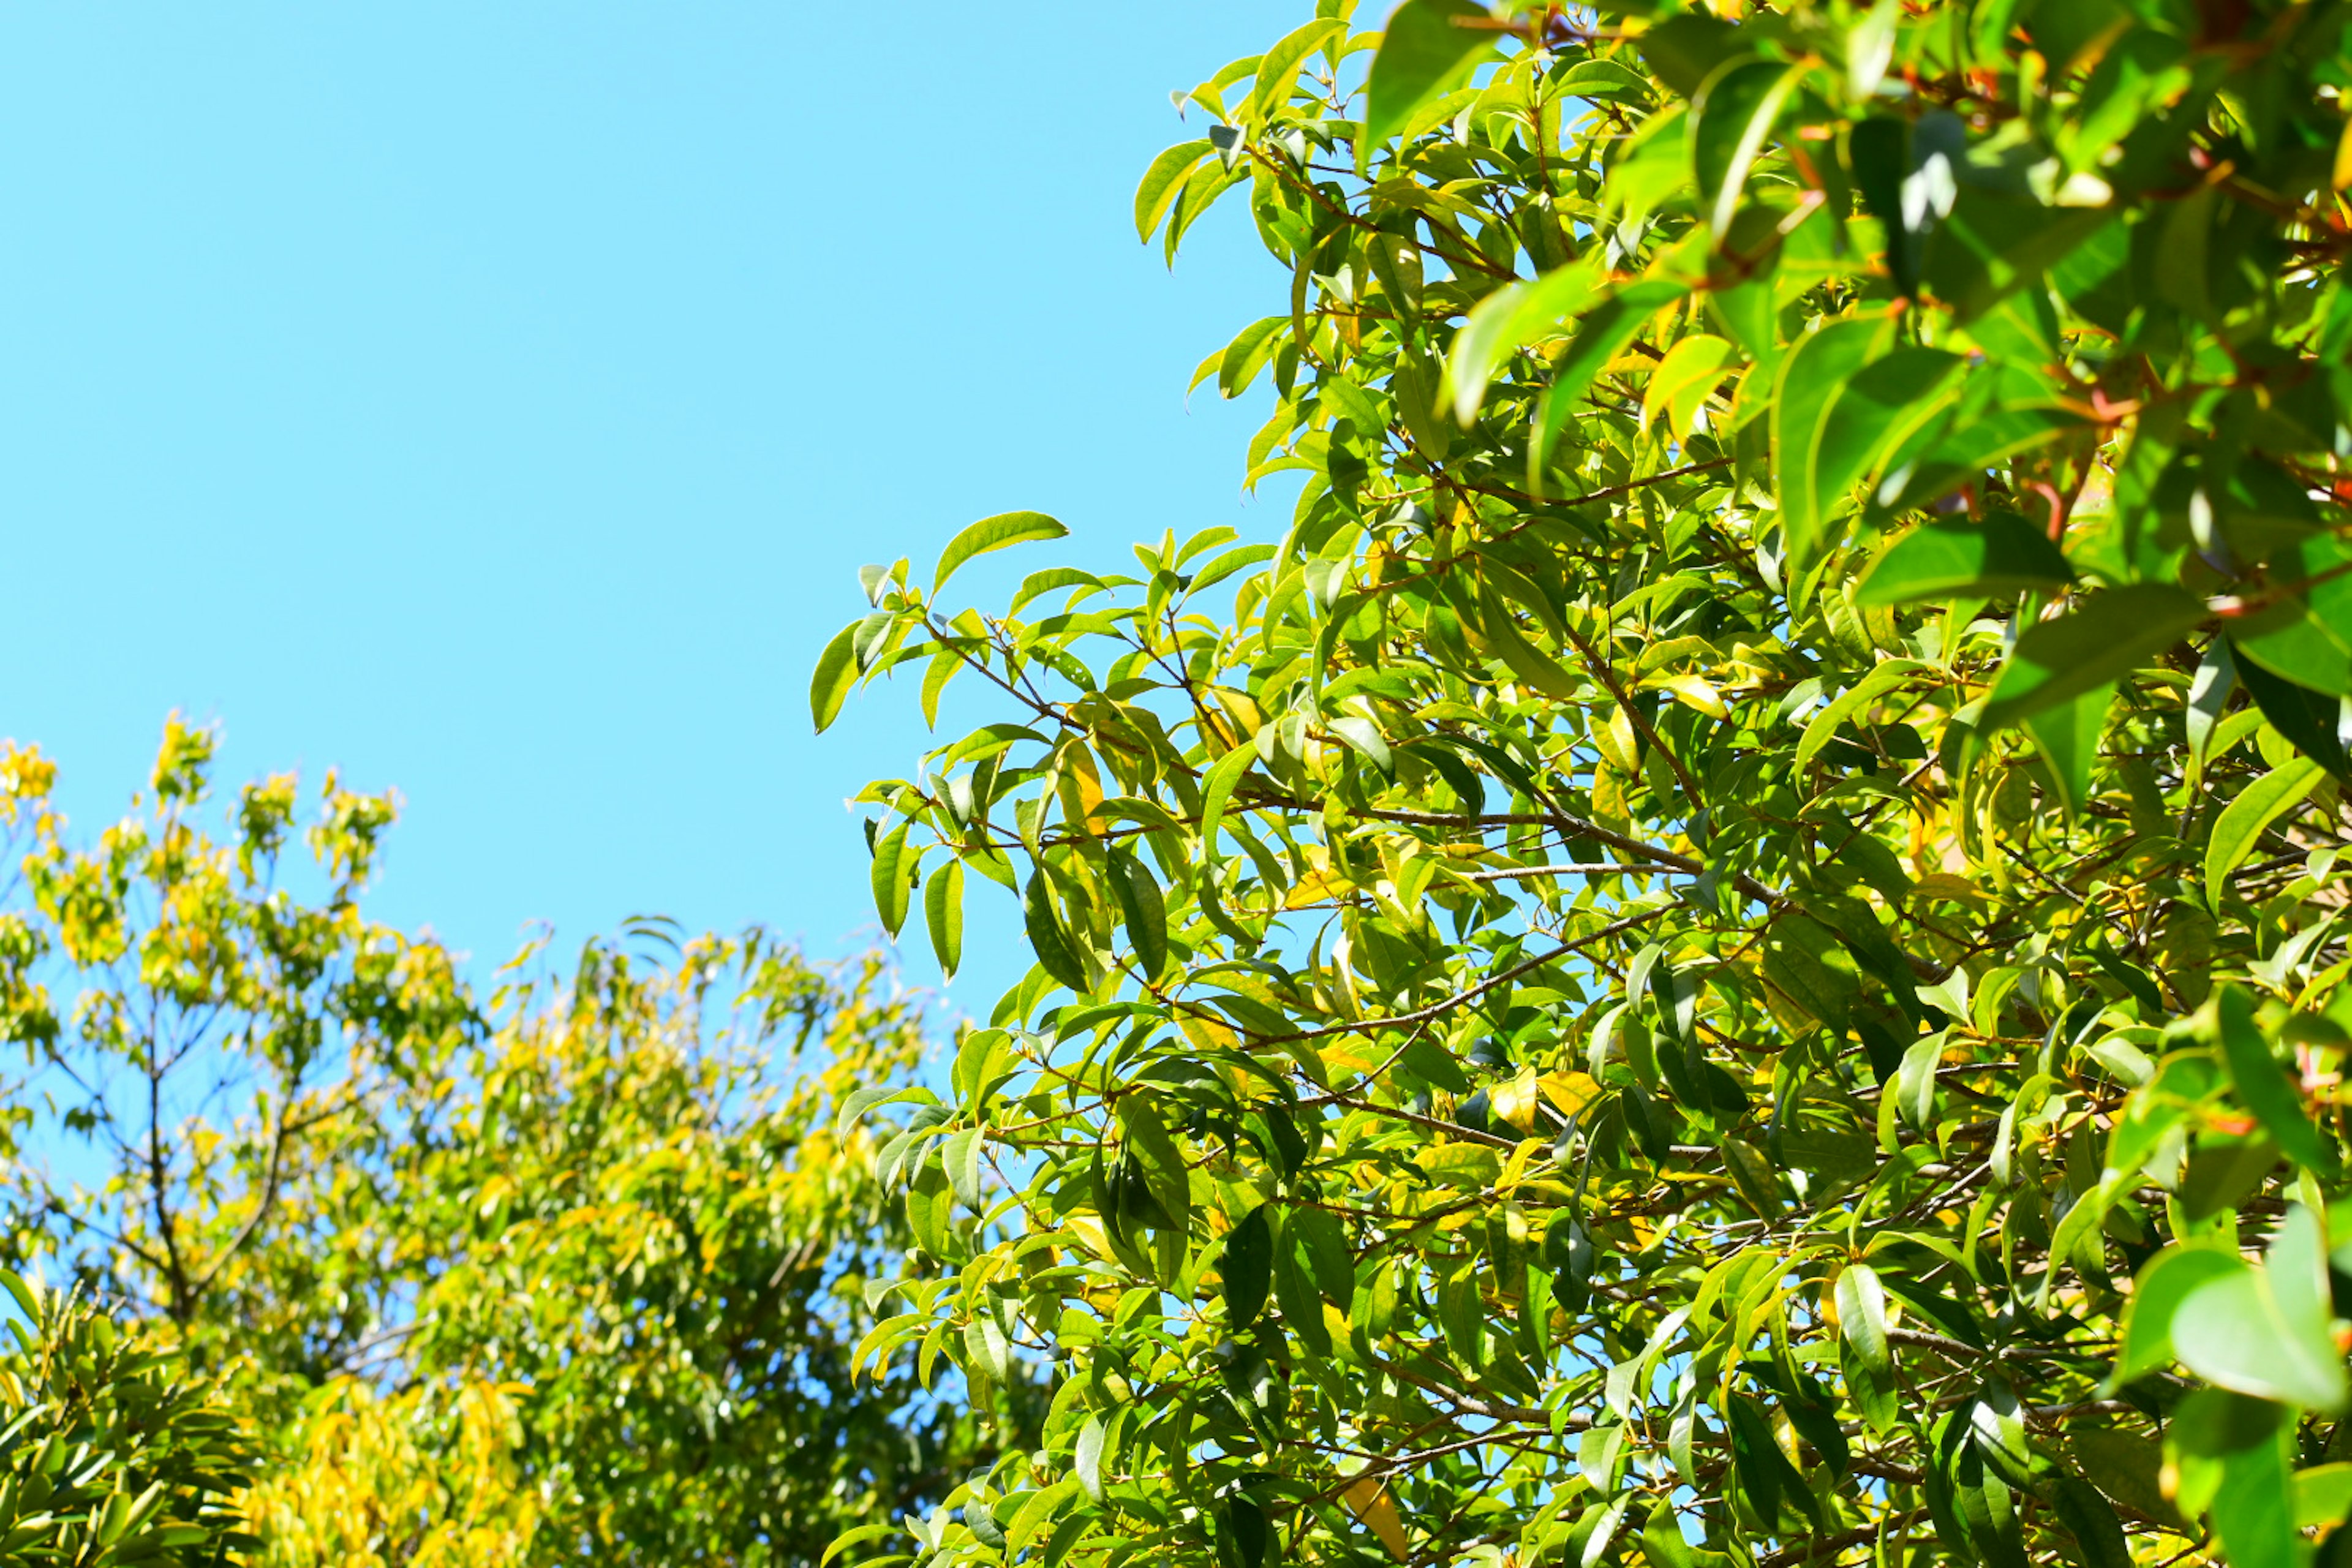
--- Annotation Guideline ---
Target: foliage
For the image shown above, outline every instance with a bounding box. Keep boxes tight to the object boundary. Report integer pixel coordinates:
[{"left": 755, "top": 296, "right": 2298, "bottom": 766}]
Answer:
[
  {"left": 0, "top": 1274, "right": 253, "bottom": 1566},
  {"left": 0, "top": 725, "right": 1017, "bottom": 1565},
  {"left": 824, "top": 4, "right": 2352, "bottom": 1568}
]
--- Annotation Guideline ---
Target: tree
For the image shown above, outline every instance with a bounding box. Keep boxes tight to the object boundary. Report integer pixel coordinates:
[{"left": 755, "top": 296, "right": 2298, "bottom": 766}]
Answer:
[
  {"left": 821, "top": 4, "right": 2352, "bottom": 1567},
  {"left": 0, "top": 1275, "right": 254, "bottom": 1566},
  {"left": 0, "top": 723, "right": 1020, "bottom": 1564}
]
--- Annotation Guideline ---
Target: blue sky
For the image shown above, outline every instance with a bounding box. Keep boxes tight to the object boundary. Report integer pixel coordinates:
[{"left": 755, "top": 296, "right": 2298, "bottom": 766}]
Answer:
[{"left": 0, "top": 2, "right": 1306, "bottom": 1017}]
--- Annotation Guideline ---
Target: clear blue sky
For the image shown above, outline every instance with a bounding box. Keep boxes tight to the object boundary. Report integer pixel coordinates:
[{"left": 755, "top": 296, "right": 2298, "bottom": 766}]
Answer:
[{"left": 0, "top": 3, "right": 1303, "bottom": 1016}]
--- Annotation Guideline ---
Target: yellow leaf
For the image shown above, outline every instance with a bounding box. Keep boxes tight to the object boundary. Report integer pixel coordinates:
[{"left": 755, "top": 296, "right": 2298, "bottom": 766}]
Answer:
[
  {"left": 1654, "top": 673, "right": 1730, "bottom": 718},
  {"left": 1540, "top": 1071, "right": 1604, "bottom": 1117},
  {"left": 1909, "top": 872, "right": 1990, "bottom": 907},
  {"left": 1066, "top": 1214, "right": 1120, "bottom": 1264},
  {"left": 1343, "top": 1477, "right": 1411, "bottom": 1561},
  {"left": 1640, "top": 333, "right": 1734, "bottom": 440},
  {"left": 1496, "top": 1136, "right": 1548, "bottom": 1193},
  {"left": 1491, "top": 1066, "right": 1542, "bottom": 1130},
  {"left": 1284, "top": 867, "right": 1357, "bottom": 908}
]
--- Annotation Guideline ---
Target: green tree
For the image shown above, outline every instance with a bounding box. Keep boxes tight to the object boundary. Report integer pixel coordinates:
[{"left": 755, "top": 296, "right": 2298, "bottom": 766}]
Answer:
[
  {"left": 0, "top": 1275, "right": 254, "bottom": 1566},
  {"left": 823, "top": 4, "right": 2352, "bottom": 1568},
  {"left": 0, "top": 723, "right": 1022, "bottom": 1564}
]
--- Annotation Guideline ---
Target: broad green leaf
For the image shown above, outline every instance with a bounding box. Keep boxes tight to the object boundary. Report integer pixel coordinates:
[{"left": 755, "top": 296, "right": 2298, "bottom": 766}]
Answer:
[
  {"left": 2209, "top": 1411, "right": 2300, "bottom": 1568},
  {"left": 1363, "top": 0, "right": 1498, "bottom": 146},
  {"left": 1022, "top": 871, "right": 1092, "bottom": 993},
  {"left": 870, "top": 823, "right": 915, "bottom": 936},
  {"left": 2233, "top": 646, "right": 2352, "bottom": 778},
  {"left": 1528, "top": 279, "right": 1691, "bottom": 483},
  {"left": 943, "top": 1126, "right": 985, "bottom": 1211},
  {"left": 1770, "top": 320, "right": 1888, "bottom": 571},
  {"left": 2111, "top": 1244, "right": 2241, "bottom": 1387},
  {"left": 1793, "top": 658, "right": 1931, "bottom": 771},
  {"left": 1115, "top": 1096, "right": 1192, "bottom": 1238},
  {"left": 962, "top": 1314, "right": 1012, "bottom": 1384},
  {"left": 2215, "top": 984, "right": 2329, "bottom": 1173},
  {"left": 2022, "top": 681, "right": 2112, "bottom": 820},
  {"left": 1689, "top": 60, "right": 1806, "bottom": 238},
  {"left": 1075, "top": 1414, "right": 1109, "bottom": 1501},
  {"left": 935, "top": 511, "right": 1070, "bottom": 595},
  {"left": 1834, "top": 1264, "right": 1891, "bottom": 1374},
  {"left": 2070, "top": 1428, "right": 2171, "bottom": 1524},
  {"left": 2205, "top": 758, "right": 2322, "bottom": 910},
  {"left": 1107, "top": 847, "right": 1168, "bottom": 979},
  {"left": 1855, "top": 513, "right": 2073, "bottom": 606},
  {"left": 1447, "top": 257, "right": 1603, "bottom": 424},
  {"left": 1135, "top": 141, "right": 1214, "bottom": 242},
  {"left": 1199, "top": 744, "right": 1257, "bottom": 869},
  {"left": 2294, "top": 1463, "right": 2352, "bottom": 1529},
  {"left": 2049, "top": 1479, "right": 2130, "bottom": 1568},
  {"left": 1981, "top": 585, "right": 2207, "bottom": 729},
  {"left": 1250, "top": 19, "right": 1347, "bottom": 121},
  {"left": 811, "top": 620, "right": 861, "bottom": 734},
  {"left": 924, "top": 858, "right": 965, "bottom": 981},
  {"left": 1224, "top": 1205, "right": 1273, "bottom": 1328},
  {"left": 2174, "top": 1238, "right": 2348, "bottom": 1412}
]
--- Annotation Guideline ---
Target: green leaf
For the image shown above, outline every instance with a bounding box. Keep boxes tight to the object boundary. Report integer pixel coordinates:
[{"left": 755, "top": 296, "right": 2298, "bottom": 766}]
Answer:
[
  {"left": 935, "top": 511, "right": 1070, "bottom": 595},
  {"left": 1640, "top": 333, "right": 1734, "bottom": 437},
  {"left": 1981, "top": 585, "right": 2207, "bottom": 729},
  {"left": 1835, "top": 1264, "right": 1891, "bottom": 1374},
  {"left": 1199, "top": 745, "right": 1258, "bottom": 869},
  {"left": 924, "top": 858, "right": 965, "bottom": 981},
  {"left": 1076, "top": 1414, "right": 1109, "bottom": 1501},
  {"left": 963, "top": 1313, "right": 1012, "bottom": 1384},
  {"left": 1135, "top": 141, "right": 1214, "bottom": 243},
  {"left": 1689, "top": 61, "right": 1806, "bottom": 238},
  {"left": 1447, "top": 257, "right": 1602, "bottom": 424},
  {"left": 1023, "top": 871, "right": 1093, "bottom": 993},
  {"left": 1855, "top": 513, "right": 2074, "bottom": 606},
  {"left": 2294, "top": 1463, "right": 2352, "bottom": 1529},
  {"left": 1528, "top": 279, "right": 1690, "bottom": 483},
  {"left": 2215, "top": 984, "right": 2329, "bottom": 1174},
  {"left": 2111, "top": 1244, "right": 2241, "bottom": 1387},
  {"left": 1115, "top": 1096, "right": 1192, "bottom": 1238},
  {"left": 1250, "top": 18, "right": 1346, "bottom": 121},
  {"left": 2022, "top": 681, "right": 2113, "bottom": 821},
  {"left": 944, "top": 1126, "right": 986, "bottom": 1211},
  {"left": 1770, "top": 320, "right": 1889, "bottom": 571},
  {"left": 2174, "top": 1227, "right": 2349, "bottom": 1412},
  {"left": 2205, "top": 758, "right": 2323, "bottom": 910},
  {"left": 2231, "top": 646, "right": 2352, "bottom": 779},
  {"left": 2209, "top": 1408, "right": 2299, "bottom": 1568},
  {"left": 871, "top": 823, "right": 916, "bottom": 937},
  {"left": 1793, "top": 658, "right": 1932, "bottom": 772},
  {"left": 1224, "top": 1204, "right": 1273, "bottom": 1328},
  {"left": 1363, "top": 0, "right": 1497, "bottom": 146},
  {"left": 907, "top": 1157, "right": 954, "bottom": 1256},
  {"left": 1107, "top": 848, "right": 1168, "bottom": 980},
  {"left": 2069, "top": 1428, "right": 2171, "bottom": 1526},
  {"left": 2049, "top": 1478, "right": 2130, "bottom": 1568},
  {"left": 1635, "top": 12, "right": 1739, "bottom": 98},
  {"left": 811, "top": 620, "right": 862, "bottom": 734}
]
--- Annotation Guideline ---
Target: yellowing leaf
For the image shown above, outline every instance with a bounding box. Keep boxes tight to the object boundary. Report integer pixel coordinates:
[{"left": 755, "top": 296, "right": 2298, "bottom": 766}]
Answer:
[
  {"left": 1641, "top": 333, "right": 1734, "bottom": 439},
  {"left": 1344, "top": 1476, "right": 1411, "bottom": 1561},
  {"left": 1540, "top": 1071, "right": 1605, "bottom": 1117},
  {"left": 1491, "top": 1066, "right": 1542, "bottom": 1129}
]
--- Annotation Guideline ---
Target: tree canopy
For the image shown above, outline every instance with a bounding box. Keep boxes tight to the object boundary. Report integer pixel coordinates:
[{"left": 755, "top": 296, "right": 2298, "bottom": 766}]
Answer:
[
  {"left": 821, "top": 4, "right": 2352, "bottom": 1568},
  {"left": 0, "top": 725, "right": 1007, "bottom": 1565}
]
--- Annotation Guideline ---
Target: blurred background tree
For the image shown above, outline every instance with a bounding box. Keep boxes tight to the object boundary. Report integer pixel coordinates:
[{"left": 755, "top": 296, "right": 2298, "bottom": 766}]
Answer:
[{"left": 0, "top": 720, "right": 1029, "bottom": 1564}]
